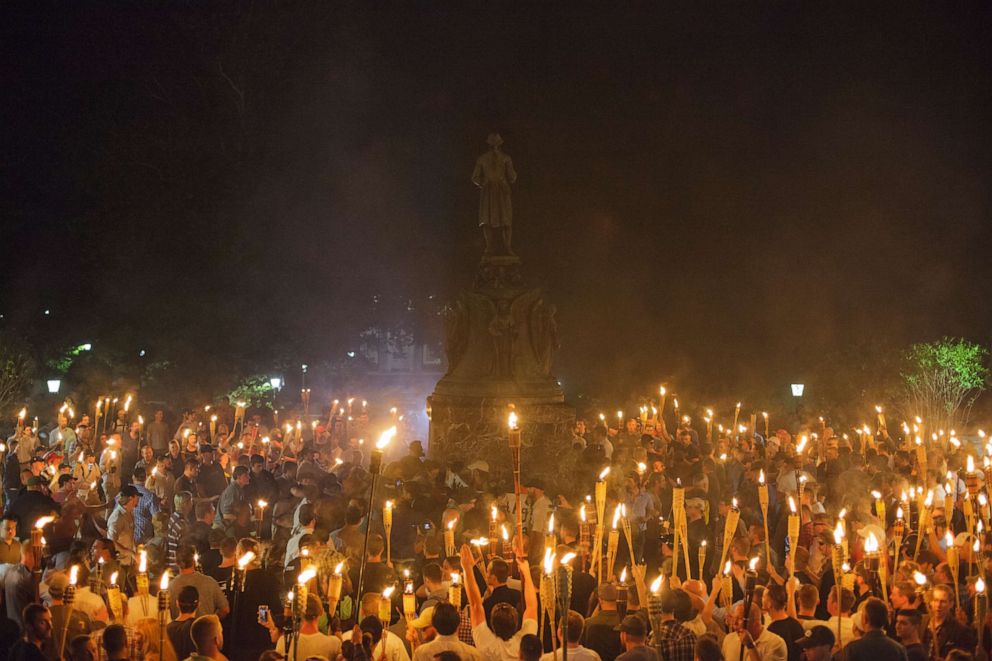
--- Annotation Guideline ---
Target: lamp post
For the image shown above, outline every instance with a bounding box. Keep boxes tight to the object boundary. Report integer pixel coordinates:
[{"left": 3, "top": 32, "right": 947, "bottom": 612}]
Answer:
[
  {"left": 47, "top": 379, "right": 61, "bottom": 395},
  {"left": 356, "top": 427, "right": 396, "bottom": 600}
]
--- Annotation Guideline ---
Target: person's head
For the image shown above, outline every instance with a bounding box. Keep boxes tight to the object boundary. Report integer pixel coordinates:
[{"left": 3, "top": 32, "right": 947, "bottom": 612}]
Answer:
[
  {"left": 894, "top": 609, "right": 921, "bottom": 642},
  {"left": 250, "top": 455, "right": 265, "bottom": 473},
  {"left": 132, "top": 467, "right": 147, "bottom": 484},
  {"left": 190, "top": 614, "right": 223, "bottom": 653},
  {"left": 233, "top": 465, "right": 250, "bottom": 486},
  {"left": 519, "top": 634, "right": 543, "bottom": 661},
  {"left": 23, "top": 604, "right": 52, "bottom": 642},
  {"left": 797, "top": 584, "right": 819, "bottom": 613},
  {"left": 930, "top": 584, "right": 954, "bottom": 620},
  {"left": 729, "top": 601, "right": 763, "bottom": 641},
  {"left": 178, "top": 585, "right": 200, "bottom": 614},
  {"left": 298, "top": 503, "right": 316, "bottom": 528},
  {"left": 597, "top": 583, "right": 618, "bottom": 607},
  {"left": 184, "top": 458, "right": 200, "bottom": 477},
  {"left": 557, "top": 610, "right": 584, "bottom": 645},
  {"left": 140, "top": 444, "right": 154, "bottom": 463},
  {"left": 304, "top": 593, "right": 323, "bottom": 622},
  {"left": 694, "top": 635, "right": 723, "bottom": 661},
  {"left": 827, "top": 586, "right": 855, "bottom": 616},
  {"left": 174, "top": 491, "right": 193, "bottom": 516},
  {"left": 177, "top": 544, "right": 198, "bottom": 570},
  {"left": 421, "top": 563, "right": 443, "bottom": 591},
  {"left": 762, "top": 584, "right": 788, "bottom": 614},
  {"left": 195, "top": 500, "right": 215, "bottom": 523},
  {"left": 1, "top": 516, "right": 17, "bottom": 541},
  {"left": 102, "top": 624, "right": 127, "bottom": 658},
  {"left": 68, "top": 633, "right": 98, "bottom": 661},
  {"left": 489, "top": 558, "right": 510, "bottom": 586},
  {"left": 796, "top": 625, "right": 836, "bottom": 661},
  {"left": 491, "top": 602, "right": 520, "bottom": 641},
  {"left": 431, "top": 603, "right": 460, "bottom": 636},
  {"left": 619, "top": 614, "right": 647, "bottom": 649},
  {"left": 367, "top": 533, "right": 384, "bottom": 560},
  {"left": 861, "top": 598, "right": 888, "bottom": 631}
]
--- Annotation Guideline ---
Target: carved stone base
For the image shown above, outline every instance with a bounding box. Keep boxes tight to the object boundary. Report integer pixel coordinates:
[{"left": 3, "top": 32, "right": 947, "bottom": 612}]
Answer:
[{"left": 427, "top": 394, "right": 577, "bottom": 489}]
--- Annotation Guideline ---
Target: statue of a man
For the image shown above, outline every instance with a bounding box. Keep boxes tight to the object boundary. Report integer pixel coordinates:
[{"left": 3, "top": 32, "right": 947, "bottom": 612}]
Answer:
[{"left": 472, "top": 133, "right": 517, "bottom": 255}]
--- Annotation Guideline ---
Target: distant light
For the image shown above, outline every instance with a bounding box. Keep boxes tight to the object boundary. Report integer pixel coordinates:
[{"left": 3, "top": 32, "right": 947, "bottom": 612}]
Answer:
[
  {"left": 138, "top": 349, "right": 146, "bottom": 357},
  {"left": 791, "top": 384, "right": 805, "bottom": 397},
  {"left": 44, "top": 309, "right": 51, "bottom": 316},
  {"left": 47, "top": 380, "right": 61, "bottom": 394},
  {"left": 269, "top": 377, "right": 282, "bottom": 390},
  {"left": 301, "top": 364, "right": 308, "bottom": 372},
  {"left": 81, "top": 343, "right": 92, "bottom": 351},
  {"left": 346, "top": 351, "right": 356, "bottom": 358}
]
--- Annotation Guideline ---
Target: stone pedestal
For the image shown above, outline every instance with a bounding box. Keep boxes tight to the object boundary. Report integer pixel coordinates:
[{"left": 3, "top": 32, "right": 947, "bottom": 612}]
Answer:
[{"left": 428, "top": 254, "right": 576, "bottom": 487}]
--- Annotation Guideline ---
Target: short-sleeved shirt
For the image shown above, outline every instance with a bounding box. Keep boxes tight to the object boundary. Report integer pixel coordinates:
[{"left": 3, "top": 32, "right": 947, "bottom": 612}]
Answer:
[
  {"left": 472, "top": 617, "right": 538, "bottom": 661},
  {"left": 616, "top": 646, "right": 660, "bottom": 661},
  {"left": 167, "top": 571, "right": 229, "bottom": 618}
]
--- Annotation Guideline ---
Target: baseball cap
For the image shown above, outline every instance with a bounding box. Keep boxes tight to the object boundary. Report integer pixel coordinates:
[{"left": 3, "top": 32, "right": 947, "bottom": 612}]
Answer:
[
  {"left": 48, "top": 573, "right": 69, "bottom": 599},
  {"left": 466, "top": 460, "right": 490, "bottom": 473},
  {"left": 796, "top": 625, "right": 835, "bottom": 649},
  {"left": 119, "top": 485, "right": 140, "bottom": 498},
  {"left": 618, "top": 614, "right": 647, "bottom": 636}
]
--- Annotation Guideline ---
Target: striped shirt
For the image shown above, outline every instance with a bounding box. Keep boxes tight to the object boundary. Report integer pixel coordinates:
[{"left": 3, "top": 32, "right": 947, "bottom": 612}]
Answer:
[{"left": 166, "top": 511, "right": 189, "bottom": 568}]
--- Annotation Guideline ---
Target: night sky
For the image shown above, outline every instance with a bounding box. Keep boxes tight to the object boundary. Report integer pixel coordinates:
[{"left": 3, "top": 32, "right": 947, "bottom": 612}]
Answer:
[{"left": 3, "top": 4, "right": 991, "bottom": 410}]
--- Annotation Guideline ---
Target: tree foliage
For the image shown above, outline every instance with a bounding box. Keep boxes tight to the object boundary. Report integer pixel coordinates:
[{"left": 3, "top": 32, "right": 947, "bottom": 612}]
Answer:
[
  {"left": 901, "top": 337, "right": 989, "bottom": 431},
  {"left": 0, "top": 334, "right": 36, "bottom": 414}
]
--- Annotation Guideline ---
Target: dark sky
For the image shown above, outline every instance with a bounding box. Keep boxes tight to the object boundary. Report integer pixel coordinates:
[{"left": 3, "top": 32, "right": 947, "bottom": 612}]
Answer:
[{"left": 2, "top": 3, "right": 991, "bottom": 408}]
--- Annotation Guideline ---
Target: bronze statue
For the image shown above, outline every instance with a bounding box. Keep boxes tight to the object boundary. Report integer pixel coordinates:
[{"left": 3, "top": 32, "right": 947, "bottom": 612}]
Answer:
[{"left": 472, "top": 133, "right": 517, "bottom": 255}]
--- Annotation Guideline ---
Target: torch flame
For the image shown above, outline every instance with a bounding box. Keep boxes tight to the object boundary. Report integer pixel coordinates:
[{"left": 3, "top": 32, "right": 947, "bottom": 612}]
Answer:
[
  {"left": 599, "top": 466, "right": 611, "bottom": 480},
  {"left": 501, "top": 524, "right": 509, "bottom": 541},
  {"left": 491, "top": 505, "right": 498, "bottom": 521},
  {"left": 69, "top": 565, "right": 79, "bottom": 585},
  {"left": 833, "top": 522, "right": 845, "bottom": 544},
  {"left": 788, "top": 497, "right": 796, "bottom": 513},
  {"left": 548, "top": 513, "right": 555, "bottom": 533},
  {"left": 612, "top": 504, "right": 622, "bottom": 529},
  {"left": 978, "top": 577, "right": 987, "bottom": 593},
  {"left": 298, "top": 567, "right": 317, "bottom": 584},
  {"left": 110, "top": 571, "right": 119, "bottom": 585},
  {"left": 376, "top": 426, "right": 397, "bottom": 450},
  {"left": 334, "top": 561, "right": 345, "bottom": 574},
  {"left": 508, "top": 412, "right": 518, "bottom": 429},
  {"left": 913, "top": 571, "right": 927, "bottom": 586},
  {"left": 748, "top": 557, "right": 760, "bottom": 571},
  {"left": 381, "top": 585, "right": 395, "bottom": 599},
  {"left": 139, "top": 550, "right": 148, "bottom": 573},
  {"left": 580, "top": 504, "right": 587, "bottom": 522},
  {"left": 237, "top": 551, "right": 255, "bottom": 569},
  {"left": 34, "top": 516, "right": 55, "bottom": 529},
  {"left": 160, "top": 570, "right": 171, "bottom": 590},
  {"left": 864, "top": 532, "right": 879, "bottom": 554},
  {"left": 968, "top": 455, "right": 976, "bottom": 473},
  {"left": 450, "top": 572, "right": 460, "bottom": 585},
  {"left": 758, "top": 469, "right": 765, "bottom": 485},
  {"left": 561, "top": 552, "right": 577, "bottom": 565},
  {"left": 723, "top": 560, "right": 732, "bottom": 576},
  {"left": 650, "top": 575, "right": 664, "bottom": 593}
]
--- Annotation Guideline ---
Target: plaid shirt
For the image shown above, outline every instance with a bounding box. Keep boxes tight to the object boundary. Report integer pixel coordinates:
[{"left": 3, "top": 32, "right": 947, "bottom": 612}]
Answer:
[
  {"left": 457, "top": 605, "right": 474, "bottom": 644},
  {"left": 652, "top": 619, "right": 697, "bottom": 661},
  {"left": 90, "top": 624, "right": 145, "bottom": 661}
]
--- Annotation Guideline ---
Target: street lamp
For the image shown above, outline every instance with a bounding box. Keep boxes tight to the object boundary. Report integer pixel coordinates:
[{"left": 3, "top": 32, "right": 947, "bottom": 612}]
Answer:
[
  {"left": 269, "top": 377, "right": 282, "bottom": 391},
  {"left": 47, "top": 379, "right": 61, "bottom": 394},
  {"left": 791, "top": 384, "right": 805, "bottom": 397}
]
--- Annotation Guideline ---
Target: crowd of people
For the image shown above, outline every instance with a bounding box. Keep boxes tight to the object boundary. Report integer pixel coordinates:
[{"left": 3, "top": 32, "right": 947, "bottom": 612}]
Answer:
[{"left": 0, "top": 400, "right": 989, "bottom": 661}]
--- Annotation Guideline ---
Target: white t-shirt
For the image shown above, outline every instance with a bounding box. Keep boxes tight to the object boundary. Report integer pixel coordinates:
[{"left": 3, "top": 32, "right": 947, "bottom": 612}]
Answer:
[
  {"left": 472, "top": 618, "right": 538, "bottom": 661},
  {"left": 276, "top": 631, "right": 342, "bottom": 660},
  {"left": 722, "top": 627, "right": 787, "bottom": 661}
]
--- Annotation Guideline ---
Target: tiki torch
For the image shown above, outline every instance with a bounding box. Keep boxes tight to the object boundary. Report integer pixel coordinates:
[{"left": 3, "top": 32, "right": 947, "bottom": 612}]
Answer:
[
  {"left": 107, "top": 571, "right": 124, "bottom": 622},
  {"left": 384, "top": 500, "right": 393, "bottom": 564},
  {"left": 758, "top": 470, "right": 771, "bottom": 569},
  {"left": 787, "top": 497, "right": 799, "bottom": 579},
  {"left": 256, "top": 500, "right": 268, "bottom": 539},
  {"left": 59, "top": 565, "right": 79, "bottom": 659},
  {"left": 357, "top": 427, "right": 396, "bottom": 601},
  {"left": 490, "top": 506, "right": 499, "bottom": 558},
  {"left": 508, "top": 412, "right": 523, "bottom": 541},
  {"left": 893, "top": 508, "right": 905, "bottom": 575},
  {"left": 719, "top": 498, "right": 740, "bottom": 571},
  {"left": 607, "top": 505, "right": 621, "bottom": 581},
  {"left": 159, "top": 571, "right": 171, "bottom": 660},
  {"left": 593, "top": 467, "right": 610, "bottom": 582}
]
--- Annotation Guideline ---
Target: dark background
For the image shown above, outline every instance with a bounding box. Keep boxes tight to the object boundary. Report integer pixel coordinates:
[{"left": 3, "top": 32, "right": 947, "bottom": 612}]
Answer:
[{"left": 2, "top": 3, "right": 991, "bottom": 415}]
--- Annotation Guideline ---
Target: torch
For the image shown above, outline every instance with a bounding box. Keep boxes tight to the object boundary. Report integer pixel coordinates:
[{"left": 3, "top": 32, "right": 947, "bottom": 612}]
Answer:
[
  {"left": 863, "top": 532, "right": 883, "bottom": 601},
  {"left": 593, "top": 467, "right": 610, "bottom": 583},
  {"left": 540, "top": 550, "right": 557, "bottom": 656},
  {"left": 658, "top": 387, "right": 667, "bottom": 421},
  {"left": 721, "top": 561, "right": 734, "bottom": 608},
  {"left": 697, "top": 540, "right": 708, "bottom": 581},
  {"left": 357, "top": 427, "right": 396, "bottom": 601},
  {"left": 872, "top": 490, "right": 886, "bottom": 527},
  {"left": 107, "top": 571, "right": 124, "bottom": 622},
  {"left": 501, "top": 524, "right": 515, "bottom": 577},
  {"left": 719, "top": 498, "right": 740, "bottom": 571},
  {"left": 977, "top": 577, "right": 988, "bottom": 654},
  {"left": 444, "top": 519, "right": 456, "bottom": 559},
  {"left": 403, "top": 571, "right": 416, "bottom": 620},
  {"left": 787, "top": 497, "right": 800, "bottom": 579},
  {"left": 892, "top": 508, "right": 905, "bottom": 575},
  {"left": 875, "top": 405, "right": 887, "bottom": 434},
  {"left": 607, "top": 505, "right": 621, "bottom": 581},
  {"left": 293, "top": 567, "right": 317, "bottom": 661},
  {"left": 546, "top": 513, "right": 557, "bottom": 553},
  {"left": 490, "top": 506, "right": 499, "bottom": 558},
  {"left": 762, "top": 411, "right": 769, "bottom": 439},
  {"left": 379, "top": 585, "right": 395, "bottom": 627},
  {"left": 913, "top": 490, "right": 934, "bottom": 561},
  {"left": 758, "top": 470, "right": 771, "bottom": 569},
  {"left": 946, "top": 531, "right": 961, "bottom": 609},
  {"left": 616, "top": 566, "right": 628, "bottom": 618},
  {"left": 159, "top": 571, "right": 171, "bottom": 660},
  {"left": 59, "top": 565, "right": 79, "bottom": 659},
  {"left": 231, "top": 550, "right": 256, "bottom": 640},
  {"left": 557, "top": 553, "right": 576, "bottom": 661},
  {"left": 732, "top": 402, "right": 741, "bottom": 439},
  {"left": 672, "top": 479, "right": 685, "bottom": 580},
  {"left": 448, "top": 572, "right": 462, "bottom": 609},
  {"left": 579, "top": 504, "right": 591, "bottom": 572},
  {"left": 256, "top": 500, "right": 268, "bottom": 539},
  {"left": 619, "top": 504, "right": 637, "bottom": 570},
  {"left": 508, "top": 412, "right": 523, "bottom": 542},
  {"left": 384, "top": 500, "right": 393, "bottom": 564}
]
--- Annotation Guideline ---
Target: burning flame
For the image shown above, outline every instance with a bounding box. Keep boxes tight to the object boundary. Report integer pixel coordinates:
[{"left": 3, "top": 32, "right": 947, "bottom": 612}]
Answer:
[
  {"left": 491, "top": 505, "right": 498, "bottom": 521},
  {"left": 561, "top": 552, "right": 576, "bottom": 565},
  {"left": 450, "top": 572, "right": 461, "bottom": 585},
  {"left": 376, "top": 426, "right": 397, "bottom": 450},
  {"left": 896, "top": 507, "right": 904, "bottom": 519},
  {"left": 864, "top": 532, "right": 880, "bottom": 554},
  {"left": 913, "top": 571, "right": 927, "bottom": 586},
  {"left": 139, "top": 550, "right": 148, "bottom": 573},
  {"left": 871, "top": 490, "right": 881, "bottom": 499},
  {"left": 237, "top": 551, "right": 255, "bottom": 569},
  {"left": 650, "top": 575, "right": 663, "bottom": 592},
  {"left": 978, "top": 577, "right": 987, "bottom": 594},
  {"left": 257, "top": 500, "right": 268, "bottom": 509},
  {"left": 968, "top": 455, "right": 976, "bottom": 473},
  {"left": 160, "top": 570, "right": 171, "bottom": 590},
  {"left": 758, "top": 469, "right": 765, "bottom": 485},
  {"left": 612, "top": 504, "right": 622, "bottom": 529},
  {"left": 334, "top": 562, "right": 345, "bottom": 574},
  {"left": 548, "top": 513, "right": 555, "bottom": 533},
  {"left": 833, "top": 522, "right": 845, "bottom": 544},
  {"left": 501, "top": 524, "right": 509, "bottom": 541},
  {"left": 599, "top": 466, "right": 610, "bottom": 480},
  {"left": 110, "top": 571, "right": 119, "bottom": 585},
  {"left": 69, "top": 565, "right": 79, "bottom": 586},
  {"left": 34, "top": 516, "right": 55, "bottom": 529},
  {"left": 382, "top": 585, "right": 395, "bottom": 599},
  {"left": 723, "top": 560, "right": 732, "bottom": 576},
  {"left": 298, "top": 567, "right": 317, "bottom": 584},
  {"left": 580, "top": 504, "right": 587, "bottom": 522},
  {"left": 748, "top": 557, "right": 760, "bottom": 571},
  {"left": 508, "top": 412, "right": 518, "bottom": 429},
  {"left": 788, "top": 497, "right": 796, "bottom": 513},
  {"left": 447, "top": 519, "right": 455, "bottom": 531},
  {"left": 543, "top": 548, "right": 554, "bottom": 574}
]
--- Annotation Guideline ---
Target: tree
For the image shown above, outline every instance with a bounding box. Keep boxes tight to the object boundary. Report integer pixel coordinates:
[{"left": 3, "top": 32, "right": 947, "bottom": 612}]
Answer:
[
  {"left": 901, "top": 337, "right": 989, "bottom": 432},
  {"left": 0, "top": 334, "right": 36, "bottom": 414}
]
